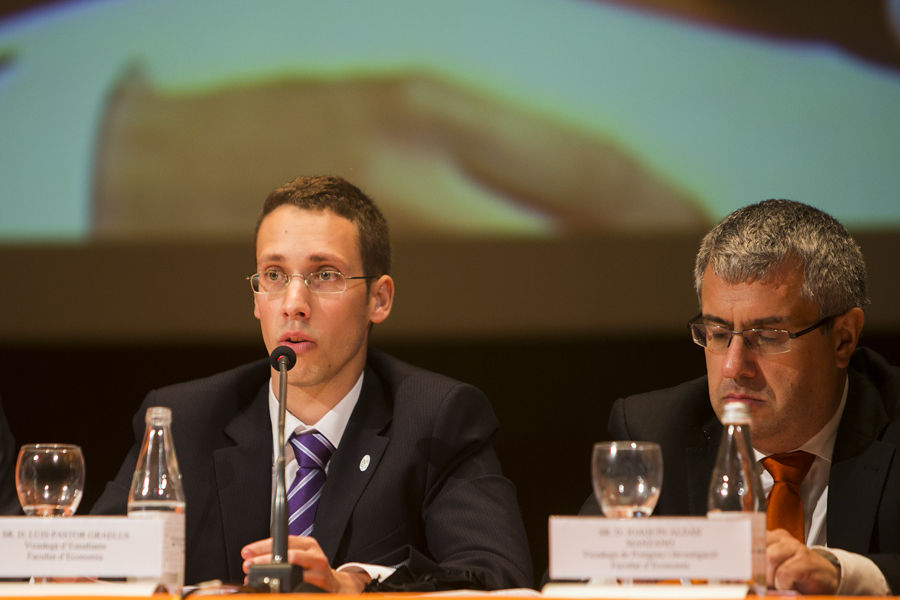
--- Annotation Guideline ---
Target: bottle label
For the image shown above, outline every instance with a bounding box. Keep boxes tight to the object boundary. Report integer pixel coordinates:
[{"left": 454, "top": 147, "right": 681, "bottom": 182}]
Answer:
[
  {"left": 128, "top": 509, "right": 185, "bottom": 593},
  {"left": 706, "top": 511, "right": 766, "bottom": 593},
  {"left": 749, "top": 511, "right": 765, "bottom": 586}
]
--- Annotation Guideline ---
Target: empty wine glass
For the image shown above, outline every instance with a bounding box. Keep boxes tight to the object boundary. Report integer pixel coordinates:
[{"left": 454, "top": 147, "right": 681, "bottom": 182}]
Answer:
[
  {"left": 15, "top": 444, "right": 85, "bottom": 517},
  {"left": 592, "top": 441, "right": 662, "bottom": 518}
]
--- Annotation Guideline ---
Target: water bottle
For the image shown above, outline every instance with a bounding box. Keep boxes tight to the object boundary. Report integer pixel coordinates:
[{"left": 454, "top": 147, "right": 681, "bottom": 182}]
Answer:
[
  {"left": 127, "top": 406, "right": 186, "bottom": 594},
  {"left": 707, "top": 401, "right": 766, "bottom": 593}
]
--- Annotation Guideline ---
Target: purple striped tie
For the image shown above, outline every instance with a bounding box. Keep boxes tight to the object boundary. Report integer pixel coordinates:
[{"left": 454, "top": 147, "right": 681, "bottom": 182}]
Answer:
[{"left": 287, "top": 431, "right": 334, "bottom": 537}]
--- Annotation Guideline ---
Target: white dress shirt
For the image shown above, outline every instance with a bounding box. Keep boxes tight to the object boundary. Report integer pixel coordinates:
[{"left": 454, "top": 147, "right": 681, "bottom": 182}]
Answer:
[
  {"left": 267, "top": 372, "right": 362, "bottom": 482},
  {"left": 754, "top": 377, "right": 888, "bottom": 594}
]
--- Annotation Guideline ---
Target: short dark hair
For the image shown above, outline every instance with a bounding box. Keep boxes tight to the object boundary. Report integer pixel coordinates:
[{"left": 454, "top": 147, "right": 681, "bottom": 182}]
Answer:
[
  {"left": 694, "top": 199, "right": 868, "bottom": 317},
  {"left": 255, "top": 176, "right": 391, "bottom": 279}
]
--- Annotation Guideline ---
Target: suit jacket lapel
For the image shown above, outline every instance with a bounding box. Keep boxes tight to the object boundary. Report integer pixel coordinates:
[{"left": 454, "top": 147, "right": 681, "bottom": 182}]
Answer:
[
  {"left": 315, "top": 364, "right": 391, "bottom": 563},
  {"left": 827, "top": 370, "right": 893, "bottom": 551},
  {"left": 214, "top": 382, "right": 272, "bottom": 581}
]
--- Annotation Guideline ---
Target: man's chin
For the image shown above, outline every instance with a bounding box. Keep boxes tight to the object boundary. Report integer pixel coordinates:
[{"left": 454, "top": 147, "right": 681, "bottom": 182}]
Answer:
[{"left": 286, "top": 369, "right": 314, "bottom": 388}]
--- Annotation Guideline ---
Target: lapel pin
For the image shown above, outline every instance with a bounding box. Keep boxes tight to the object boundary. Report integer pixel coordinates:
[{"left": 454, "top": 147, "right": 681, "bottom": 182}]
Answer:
[{"left": 359, "top": 454, "right": 370, "bottom": 472}]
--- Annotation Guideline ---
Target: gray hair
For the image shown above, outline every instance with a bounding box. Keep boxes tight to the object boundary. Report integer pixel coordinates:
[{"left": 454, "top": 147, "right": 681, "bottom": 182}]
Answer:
[{"left": 694, "top": 199, "right": 868, "bottom": 317}]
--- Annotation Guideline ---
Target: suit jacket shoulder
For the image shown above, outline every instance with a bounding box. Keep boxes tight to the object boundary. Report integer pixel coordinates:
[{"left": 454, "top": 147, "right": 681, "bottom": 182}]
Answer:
[
  {"left": 91, "top": 357, "right": 270, "bottom": 507},
  {"left": 599, "top": 375, "right": 719, "bottom": 517},
  {"left": 608, "top": 376, "right": 715, "bottom": 448},
  {"left": 364, "top": 348, "right": 502, "bottom": 449}
]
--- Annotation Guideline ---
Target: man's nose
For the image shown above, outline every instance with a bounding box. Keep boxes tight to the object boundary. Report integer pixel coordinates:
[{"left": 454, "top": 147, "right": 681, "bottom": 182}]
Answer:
[
  {"left": 721, "top": 332, "right": 756, "bottom": 380},
  {"left": 281, "top": 276, "right": 312, "bottom": 318}
]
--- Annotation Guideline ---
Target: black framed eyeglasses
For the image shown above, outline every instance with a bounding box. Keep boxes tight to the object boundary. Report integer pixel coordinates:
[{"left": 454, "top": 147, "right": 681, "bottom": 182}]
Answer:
[
  {"left": 247, "top": 269, "right": 376, "bottom": 295},
  {"left": 687, "top": 314, "right": 836, "bottom": 355}
]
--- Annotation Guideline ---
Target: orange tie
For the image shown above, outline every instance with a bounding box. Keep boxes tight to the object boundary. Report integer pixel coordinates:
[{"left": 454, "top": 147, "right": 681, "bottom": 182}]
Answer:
[{"left": 761, "top": 451, "right": 815, "bottom": 542}]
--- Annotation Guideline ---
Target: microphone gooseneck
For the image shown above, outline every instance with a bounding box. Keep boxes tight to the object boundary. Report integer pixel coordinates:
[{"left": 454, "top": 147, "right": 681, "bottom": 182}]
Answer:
[
  {"left": 247, "top": 344, "right": 305, "bottom": 591},
  {"left": 270, "top": 345, "right": 296, "bottom": 564}
]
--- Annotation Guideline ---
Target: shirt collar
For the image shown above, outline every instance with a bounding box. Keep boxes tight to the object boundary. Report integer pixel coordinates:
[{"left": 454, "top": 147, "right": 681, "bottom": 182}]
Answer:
[
  {"left": 796, "top": 375, "right": 848, "bottom": 461},
  {"left": 267, "top": 371, "right": 364, "bottom": 451},
  {"left": 753, "top": 375, "right": 848, "bottom": 462}
]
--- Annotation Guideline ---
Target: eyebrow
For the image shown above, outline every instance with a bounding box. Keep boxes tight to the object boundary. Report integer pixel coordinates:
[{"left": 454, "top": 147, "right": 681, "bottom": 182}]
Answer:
[
  {"left": 701, "top": 314, "right": 789, "bottom": 329},
  {"left": 307, "top": 252, "right": 346, "bottom": 265},
  {"left": 257, "top": 252, "right": 287, "bottom": 264},
  {"left": 257, "top": 252, "right": 349, "bottom": 268}
]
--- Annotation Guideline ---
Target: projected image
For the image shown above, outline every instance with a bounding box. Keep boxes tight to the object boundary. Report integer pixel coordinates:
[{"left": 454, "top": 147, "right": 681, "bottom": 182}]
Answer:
[
  {"left": 92, "top": 69, "right": 706, "bottom": 239},
  {"left": 1, "top": 0, "right": 899, "bottom": 241}
]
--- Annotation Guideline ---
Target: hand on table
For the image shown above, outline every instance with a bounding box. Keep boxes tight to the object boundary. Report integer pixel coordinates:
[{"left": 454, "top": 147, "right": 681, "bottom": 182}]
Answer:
[
  {"left": 241, "top": 535, "right": 371, "bottom": 593},
  {"left": 766, "top": 529, "right": 840, "bottom": 594}
]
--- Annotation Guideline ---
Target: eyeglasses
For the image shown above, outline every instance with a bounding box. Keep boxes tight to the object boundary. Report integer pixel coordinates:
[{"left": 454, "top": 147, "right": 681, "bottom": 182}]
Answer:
[
  {"left": 687, "top": 314, "right": 836, "bottom": 355},
  {"left": 247, "top": 269, "right": 376, "bottom": 295}
]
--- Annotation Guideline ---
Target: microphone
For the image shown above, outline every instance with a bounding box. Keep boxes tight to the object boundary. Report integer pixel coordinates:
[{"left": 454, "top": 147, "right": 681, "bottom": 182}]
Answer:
[
  {"left": 269, "top": 345, "right": 297, "bottom": 371},
  {"left": 247, "top": 345, "right": 306, "bottom": 592}
]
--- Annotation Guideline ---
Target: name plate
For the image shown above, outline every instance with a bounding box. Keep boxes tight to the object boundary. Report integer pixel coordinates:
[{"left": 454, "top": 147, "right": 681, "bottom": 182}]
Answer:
[
  {"left": 0, "top": 516, "right": 165, "bottom": 578},
  {"left": 549, "top": 515, "right": 758, "bottom": 582}
]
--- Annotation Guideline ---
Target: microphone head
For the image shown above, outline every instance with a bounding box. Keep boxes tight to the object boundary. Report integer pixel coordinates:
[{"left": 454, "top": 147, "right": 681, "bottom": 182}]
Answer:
[{"left": 269, "top": 346, "right": 297, "bottom": 370}]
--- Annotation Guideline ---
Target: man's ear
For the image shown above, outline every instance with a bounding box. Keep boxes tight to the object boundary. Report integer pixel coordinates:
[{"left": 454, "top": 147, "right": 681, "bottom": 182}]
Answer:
[
  {"left": 833, "top": 307, "right": 864, "bottom": 368},
  {"left": 368, "top": 275, "right": 394, "bottom": 325}
]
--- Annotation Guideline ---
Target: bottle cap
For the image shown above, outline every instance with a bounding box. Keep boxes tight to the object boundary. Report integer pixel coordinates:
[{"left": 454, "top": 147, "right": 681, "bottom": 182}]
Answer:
[
  {"left": 146, "top": 406, "right": 173, "bottom": 426},
  {"left": 721, "top": 401, "right": 751, "bottom": 424}
]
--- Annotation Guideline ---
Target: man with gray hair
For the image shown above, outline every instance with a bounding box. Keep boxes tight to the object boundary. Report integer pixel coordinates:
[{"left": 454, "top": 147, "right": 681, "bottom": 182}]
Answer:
[{"left": 581, "top": 199, "right": 900, "bottom": 594}]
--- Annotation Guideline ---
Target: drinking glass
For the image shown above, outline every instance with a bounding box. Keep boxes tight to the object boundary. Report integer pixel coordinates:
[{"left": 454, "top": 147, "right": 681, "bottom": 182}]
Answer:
[
  {"left": 592, "top": 441, "right": 662, "bottom": 518},
  {"left": 15, "top": 444, "right": 85, "bottom": 517}
]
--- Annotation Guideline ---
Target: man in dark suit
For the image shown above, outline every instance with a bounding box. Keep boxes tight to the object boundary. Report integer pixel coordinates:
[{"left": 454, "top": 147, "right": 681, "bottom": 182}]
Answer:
[
  {"left": 92, "top": 176, "right": 532, "bottom": 592},
  {"left": 582, "top": 200, "right": 900, "bottom": 595}
]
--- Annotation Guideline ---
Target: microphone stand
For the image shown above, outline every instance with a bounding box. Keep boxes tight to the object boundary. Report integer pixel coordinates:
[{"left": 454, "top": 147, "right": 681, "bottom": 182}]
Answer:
[{"left": 247, "top": 348, "right": 304, "bottom": 593}]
